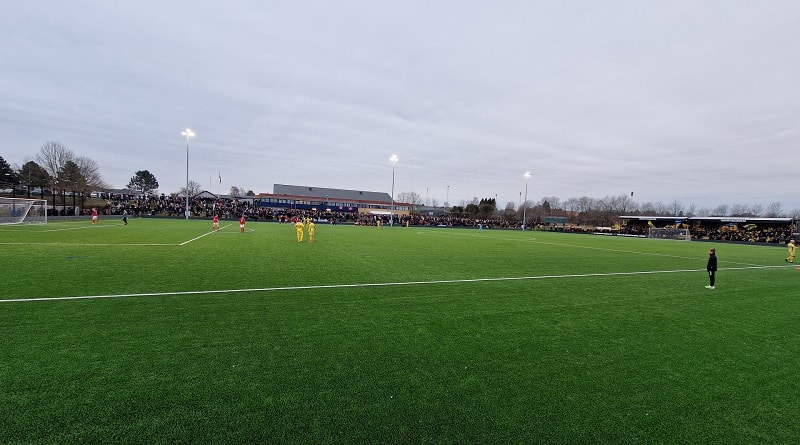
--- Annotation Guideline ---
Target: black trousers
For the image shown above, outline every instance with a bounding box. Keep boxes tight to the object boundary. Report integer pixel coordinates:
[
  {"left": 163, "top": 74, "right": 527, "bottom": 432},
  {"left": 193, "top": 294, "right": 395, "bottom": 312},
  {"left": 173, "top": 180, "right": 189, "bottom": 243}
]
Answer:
[{"left": 708, "top": 270, "right": 715, "bottom": 286}]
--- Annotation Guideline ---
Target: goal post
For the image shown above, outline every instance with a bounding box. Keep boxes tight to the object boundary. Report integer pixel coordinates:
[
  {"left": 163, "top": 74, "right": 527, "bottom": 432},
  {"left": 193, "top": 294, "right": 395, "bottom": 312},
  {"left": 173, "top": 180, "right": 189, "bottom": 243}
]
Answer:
[
  {"left": 648, "top": 227, "right": 691, "bottom": 241},
  {"left": 0, "top": 198, "right": 48, "bottom": 225}
]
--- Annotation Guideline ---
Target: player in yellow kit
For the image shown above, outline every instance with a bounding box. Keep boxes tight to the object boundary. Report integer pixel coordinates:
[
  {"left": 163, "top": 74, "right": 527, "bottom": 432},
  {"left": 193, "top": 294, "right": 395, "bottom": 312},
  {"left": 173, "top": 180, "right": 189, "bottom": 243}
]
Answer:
[
  {"left": 786, "top": 239, "right": 796, "bottom": 263},
  {"left": 294, "top": 219, "right": 305, "bottom": 242},
  {"left": 307, "top": 220, "right": 316, "bottom": 242}
]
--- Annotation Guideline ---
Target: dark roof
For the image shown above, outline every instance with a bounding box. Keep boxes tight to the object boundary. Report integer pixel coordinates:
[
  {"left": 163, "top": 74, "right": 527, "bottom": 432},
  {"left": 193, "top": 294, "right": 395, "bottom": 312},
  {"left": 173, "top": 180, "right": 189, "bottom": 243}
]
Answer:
[
  {"left": 620, "top": 215, "right": 792, "bottom": 223},
  {"left": 273, "top": 184, "right": 392, "bottom": 203},
  {"left": 105, "top": 188, "right": 140, "bottom": 195}
]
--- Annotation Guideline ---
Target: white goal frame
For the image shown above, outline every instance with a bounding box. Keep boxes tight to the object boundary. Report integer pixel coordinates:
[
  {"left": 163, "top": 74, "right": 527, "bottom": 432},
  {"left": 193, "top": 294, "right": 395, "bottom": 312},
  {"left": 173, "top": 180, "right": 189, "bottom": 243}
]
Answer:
[
  {"left": 648, "top": 227, "right": 691, "bottom": 241},
  {"left": 0, "top": 198, "right": 48, "bottom": 225}
]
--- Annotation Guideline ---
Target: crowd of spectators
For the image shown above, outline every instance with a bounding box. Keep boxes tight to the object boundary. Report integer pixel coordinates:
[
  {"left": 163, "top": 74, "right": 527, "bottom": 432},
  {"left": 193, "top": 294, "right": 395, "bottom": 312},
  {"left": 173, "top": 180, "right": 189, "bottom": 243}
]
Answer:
[
  {"left": 691, "top": 225, "right": 793, "bottom": 244},
  {"left": 621, "top": 222, "right": 794, "bottom": 245},
  {"left": 86, "top": 193, "right": 795, "bottom": 245}
]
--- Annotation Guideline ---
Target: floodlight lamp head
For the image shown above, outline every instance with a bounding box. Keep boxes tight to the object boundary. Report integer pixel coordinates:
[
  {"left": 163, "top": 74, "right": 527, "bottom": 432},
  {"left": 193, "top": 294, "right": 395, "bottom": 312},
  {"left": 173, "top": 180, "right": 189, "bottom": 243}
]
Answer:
[
  {"left": 390, "top": 154, "right": 399, "bottom": 165},
  {"left": 182, "top": 128, "right": 195, "bottom": 138},
  {"left": 524, "top": 171, "right": 531, "bottom": 180}
]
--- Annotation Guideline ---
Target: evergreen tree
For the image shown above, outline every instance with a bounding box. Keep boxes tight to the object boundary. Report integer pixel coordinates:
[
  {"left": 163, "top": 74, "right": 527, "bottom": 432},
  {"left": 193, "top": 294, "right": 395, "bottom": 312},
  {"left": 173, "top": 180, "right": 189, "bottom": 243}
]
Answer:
[{"left": 127, "top": 170, "right": 159, "bottom": 194}]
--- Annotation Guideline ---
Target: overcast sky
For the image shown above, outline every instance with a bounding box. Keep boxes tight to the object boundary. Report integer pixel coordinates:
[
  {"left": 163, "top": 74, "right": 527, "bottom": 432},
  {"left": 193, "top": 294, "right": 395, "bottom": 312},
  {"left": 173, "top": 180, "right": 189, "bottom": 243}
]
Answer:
[{"left": 2, "top": 1, "right": 799, "bottom": 212}]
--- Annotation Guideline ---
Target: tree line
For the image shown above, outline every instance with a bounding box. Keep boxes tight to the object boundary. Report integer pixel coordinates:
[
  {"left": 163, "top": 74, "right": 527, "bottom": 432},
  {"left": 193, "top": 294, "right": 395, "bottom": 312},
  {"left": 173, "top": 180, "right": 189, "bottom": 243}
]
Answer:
[
  {"left": 397, "top": 192, "right": 799, "bottom": 226},
  {"left": 1, "top": 141, "right": 107, "bottom": 208}
]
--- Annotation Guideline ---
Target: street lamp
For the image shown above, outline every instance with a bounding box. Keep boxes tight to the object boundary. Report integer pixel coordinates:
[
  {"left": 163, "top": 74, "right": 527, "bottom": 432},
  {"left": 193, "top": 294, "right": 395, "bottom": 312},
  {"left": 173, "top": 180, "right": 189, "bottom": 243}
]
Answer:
[
  {"left": 181, "top": 128, "right": 195, "bottom": 220},
  {"left": 389, "top": 154, "right": 398, "bottom": 226},
  {"left": 522, "top": 171, "right": 531, "bottom": 230}
]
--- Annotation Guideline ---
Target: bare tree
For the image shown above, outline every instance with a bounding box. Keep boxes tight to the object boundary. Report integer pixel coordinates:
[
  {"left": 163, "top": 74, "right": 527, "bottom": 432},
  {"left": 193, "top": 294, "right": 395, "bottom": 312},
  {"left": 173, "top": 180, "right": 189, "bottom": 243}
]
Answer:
[
  {"left": 711, "top": 204, "right": 729, "bottom": 216},
  {"left": 75, "top": 156, "right": 107, "bottom": 190},
  {"left": 616, "top": 194, "right": 636, "bottom": 215},
  {"left": 36, "top": 141, "right": 74, "bottom": 179},
  {"left": 695, "top": 207, "right": 712, "bottom": 217},
  {"left": 653, "top": 202, "right": 669, "bottom": 215},
  {"left": 764, "top": 201, "right": 784, "bottom": 218},
  {"left": 397, "top": 191, "right": 423, "bottom": 212},
  {"left": 397, "top": 191, "right": 423, "bottom": 205},
  {"left": 640, "top": 201, "right": 657, "bottom": 215},
  {"left": 563, "top": 198, "right": 578, "bottom": 221},
  {"left": 180, "top": 180, "right": 203, "bottom": 198},
  {"left": 669, "top": 200, "right": 685, "bottom": 216}
]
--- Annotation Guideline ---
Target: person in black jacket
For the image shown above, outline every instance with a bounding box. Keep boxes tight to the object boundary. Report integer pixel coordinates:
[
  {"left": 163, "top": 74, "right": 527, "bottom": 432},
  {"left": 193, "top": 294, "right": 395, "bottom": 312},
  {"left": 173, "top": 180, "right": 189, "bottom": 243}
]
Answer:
[{"left": 705, "top": 248, "right": 717, "bottom": 290}]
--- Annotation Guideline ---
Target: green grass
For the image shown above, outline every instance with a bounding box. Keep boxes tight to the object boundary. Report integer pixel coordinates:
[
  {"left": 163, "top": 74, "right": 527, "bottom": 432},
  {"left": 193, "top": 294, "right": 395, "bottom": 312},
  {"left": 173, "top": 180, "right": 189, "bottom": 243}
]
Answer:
[{"left": 1, "top": 218, "right": 798, "bottom": 443}]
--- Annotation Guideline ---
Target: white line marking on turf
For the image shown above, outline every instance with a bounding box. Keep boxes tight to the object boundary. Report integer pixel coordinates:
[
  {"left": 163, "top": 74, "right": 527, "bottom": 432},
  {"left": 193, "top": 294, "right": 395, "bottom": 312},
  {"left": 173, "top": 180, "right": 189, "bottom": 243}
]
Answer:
[
  {"left": 416, "top": 230, "right": 774, "bottom": 268},
  {"left": 0, "top": 223, "right": 234, "bottom": 247},
  {"left": 179, "top": 224, "right": 232, "bottom": 245},
  {"left": 1, "top": 264, "right": 790, "bottom": 303},
  {"left": 0, "top": 242, "right": 175, "bottom": 246}
]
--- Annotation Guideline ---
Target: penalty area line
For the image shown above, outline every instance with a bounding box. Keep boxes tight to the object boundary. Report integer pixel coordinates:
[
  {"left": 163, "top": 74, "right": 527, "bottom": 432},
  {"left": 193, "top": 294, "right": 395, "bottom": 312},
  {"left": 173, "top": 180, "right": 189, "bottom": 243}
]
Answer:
[
  {"left": 0, "top": 264, "right": 788, "bottom": 304},
  {"left": 179, "top": 224, "right": 233, "bottom": 245}
]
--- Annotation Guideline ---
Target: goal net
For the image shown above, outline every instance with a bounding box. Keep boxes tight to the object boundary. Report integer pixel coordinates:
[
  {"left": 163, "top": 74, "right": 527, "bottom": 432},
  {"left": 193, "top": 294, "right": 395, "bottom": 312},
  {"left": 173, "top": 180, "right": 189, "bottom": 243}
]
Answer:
[
  {"left": 648, "top": 227, "right": 691, "bottom": 241},
  {"left": 0, "top": 198, "right": 48, "bottom": 225}
]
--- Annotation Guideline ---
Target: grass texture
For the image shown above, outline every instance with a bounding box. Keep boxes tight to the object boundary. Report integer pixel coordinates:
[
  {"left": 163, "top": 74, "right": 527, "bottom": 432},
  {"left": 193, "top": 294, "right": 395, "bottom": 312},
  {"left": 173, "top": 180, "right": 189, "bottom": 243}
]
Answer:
[{"left": 1, "top": 218, "right": 798, "bottom": 443}]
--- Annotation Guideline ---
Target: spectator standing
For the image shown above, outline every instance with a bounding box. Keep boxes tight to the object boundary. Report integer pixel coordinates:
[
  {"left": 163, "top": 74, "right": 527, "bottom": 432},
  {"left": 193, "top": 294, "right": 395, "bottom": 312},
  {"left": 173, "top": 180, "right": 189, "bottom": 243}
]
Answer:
[{"left": 705, "top": 248, "right": 717, "bottom": 290}]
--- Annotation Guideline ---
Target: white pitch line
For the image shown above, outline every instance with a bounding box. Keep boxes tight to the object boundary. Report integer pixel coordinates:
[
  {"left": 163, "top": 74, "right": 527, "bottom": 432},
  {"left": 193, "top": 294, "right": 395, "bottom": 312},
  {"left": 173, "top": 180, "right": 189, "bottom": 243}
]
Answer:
[
  {"left": 0, "top": 242, "right": 175, "bottom": 246},
  {"left": 417, "top": 230, "right": 775, "bottom": 267},
  {"left": 40, "top": 223, "right": 129, "bottom": 232},
  {"left": 0, "top": 224, "right": 233, "bottom": 247},
  {"left": 1, "top": 264, "right": 791, "bottom": 304},
  {"left": 179, "top": 224, "right": 232, "bottom": 245}
]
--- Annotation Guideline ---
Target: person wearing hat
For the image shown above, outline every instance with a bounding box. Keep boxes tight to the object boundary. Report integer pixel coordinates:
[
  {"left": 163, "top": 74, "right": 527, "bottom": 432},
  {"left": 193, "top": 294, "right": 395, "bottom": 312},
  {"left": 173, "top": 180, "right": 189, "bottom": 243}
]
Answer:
[{"left": 787, "top": 239, "right": 796, "bottom": 263}]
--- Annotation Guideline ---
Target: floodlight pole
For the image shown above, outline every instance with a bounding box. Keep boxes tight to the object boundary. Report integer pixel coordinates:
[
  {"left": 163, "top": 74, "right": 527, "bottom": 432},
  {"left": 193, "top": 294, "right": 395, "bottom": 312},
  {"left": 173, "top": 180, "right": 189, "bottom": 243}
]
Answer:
[
  {"left": 182, "top": 128, "right": 195, "bottom": 220},
  {"left": 522, "top": 171, "right": 531, "bottom": 230},
  {"left": 390, "top": 154, "right": 398, "bottom": 226}
]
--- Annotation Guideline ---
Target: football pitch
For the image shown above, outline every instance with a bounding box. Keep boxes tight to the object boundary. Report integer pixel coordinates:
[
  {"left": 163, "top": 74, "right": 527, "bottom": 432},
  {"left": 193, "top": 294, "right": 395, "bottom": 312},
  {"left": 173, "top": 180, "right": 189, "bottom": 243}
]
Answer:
[{"left": 2, "top": 218, "right": 798, "bottom": 443}]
